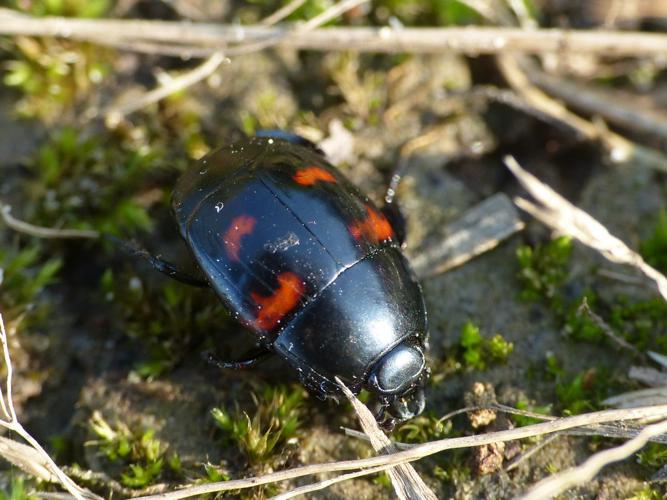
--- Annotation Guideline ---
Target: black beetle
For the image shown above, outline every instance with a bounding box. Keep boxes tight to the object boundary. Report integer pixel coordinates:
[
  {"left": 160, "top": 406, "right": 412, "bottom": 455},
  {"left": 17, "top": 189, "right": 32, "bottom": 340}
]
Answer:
[{"left": 131, "top": 132, "right": 428, "bottom": 426}]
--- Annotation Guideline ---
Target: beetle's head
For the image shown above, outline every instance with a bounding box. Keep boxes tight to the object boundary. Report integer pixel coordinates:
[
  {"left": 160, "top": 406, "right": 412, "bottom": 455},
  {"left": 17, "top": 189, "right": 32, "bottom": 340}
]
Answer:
[{"left": 366, "top": 342, "right": 428, "bottom": 428}]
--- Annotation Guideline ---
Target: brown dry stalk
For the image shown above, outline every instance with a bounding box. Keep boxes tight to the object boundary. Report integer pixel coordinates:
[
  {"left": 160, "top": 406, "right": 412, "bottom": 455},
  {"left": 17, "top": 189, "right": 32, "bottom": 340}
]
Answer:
[
  {"left": 0, "top": 315, "right": 99, "bottom": 499},
  {"left": 521, "top": 418, "right": 667, "bottom": 499},
  {"left": 0, "top": 203, "right": 100, "bottom": 239},
  {"left": 103, "top": 0, "right": 369, "bottom": 123},
  {"left": 505, "top": 156, "right": 667, "bottom": 300},
  {"left": 0, "top": 10, "right": 665, "bottom": 57},
  {"left": 335, "top": 377, "right": 437, "bottom": 500},
  {"left": 134, "top": 404, "right": 667, "bottom": 499}
]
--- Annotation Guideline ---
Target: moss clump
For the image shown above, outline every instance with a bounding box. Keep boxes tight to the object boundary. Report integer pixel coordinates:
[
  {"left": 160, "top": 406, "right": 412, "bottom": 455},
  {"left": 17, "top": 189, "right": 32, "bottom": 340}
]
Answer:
[
  {"left": 0, "top": 244, "right": 61, "bottom": 327},
  {"left": 510, "top": 399, "right": 552, "bottom": 427},
  {"left": 516, "top": 236, "right": 573, "bottom": 311},
  {"left": 87, "top": 411, "right": 181, "bottom": 489},
  {"left": 211, "top": 385, "right": 306, "bottom": 467},
  {"left": 458, "top": 321, "right": 513, "bottom": 371},
  {"left": 0, "top": 476, "right": 39, "bottom": 500},
  {"left": 101, "top": 269, "right": 231, "bottom": 379},
  {"left": 394, "top": 412, "right": 454, "bottom": 444},
  {"left": 610, "top": 297, "right": 667, "bottom": 352},
  {"left": 564, "top": 294, "right": 606, "bottom": 344},
  {"left": 25, "top": 128, "right": 159, "bottom": 236},
  {"left": 640, "top": 209, "right": 667, "bottom": 275},
  {"left": 3, "top": 1, "right": 112, "bottom": 121}
]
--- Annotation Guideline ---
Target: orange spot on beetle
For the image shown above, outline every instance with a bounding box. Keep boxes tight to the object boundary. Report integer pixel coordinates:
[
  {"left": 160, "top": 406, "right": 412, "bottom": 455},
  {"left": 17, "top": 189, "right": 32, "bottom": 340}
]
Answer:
[
  {"left": 293, "top": 166, "right": 336, "bottom": 186},
  {"left": 223, "top": 215, "right": 256, "bottom": 261},
  {"left": 251, "top": 272, "right": 305, "bottom": 331},
  {"left": 349, "top": 206, "right": 394, "bottom": 244}
]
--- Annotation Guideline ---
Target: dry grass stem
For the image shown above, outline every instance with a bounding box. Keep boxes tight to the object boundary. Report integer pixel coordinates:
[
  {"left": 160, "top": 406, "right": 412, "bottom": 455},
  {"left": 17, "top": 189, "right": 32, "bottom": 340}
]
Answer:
[
  {"left": 0, "top": 11, "right": 666, "bottom": 57},
  {"left": 0, "top": 203, "right": 100, "bottom": 239},
  {"left": 603, "top": 387, "right": 667, "bottom": 408},
  {"left": 334, "top": 377, "right": 437, "bottom": 500},
  {"left": 498, "top": 55, "right": 667, "bottom": 174},
  {"left": 104, "top": 52, "right": 228, "bottom": 127},
  {"left": 520, "top": 418, "right": 667, "bottom": 499},
  {"left": 505, "top": 434, "right": 560, "bottom": 472},
  {"left": 577, "top": 298, "right": 641, "bottom": 354},
  {"left": 529, "top": 69, "right": 667, "bottom": 144},
  {"left": 504, "top": 156, "right": 667, "bottom": 300},
  {"left": 134, "top": 404, "right": 667, "bottom": 499},
  {"left": 104, "top": 0, "right": 368, "bottom": 124},
  {"left": 260, "top": 0, "right": 307, "bottom": 26},
  {"left": 269, "top": 464, "right": 402, "bottom": 500},
  {"left": 0, "top": 314, "right": 99, "bottom": 499}
]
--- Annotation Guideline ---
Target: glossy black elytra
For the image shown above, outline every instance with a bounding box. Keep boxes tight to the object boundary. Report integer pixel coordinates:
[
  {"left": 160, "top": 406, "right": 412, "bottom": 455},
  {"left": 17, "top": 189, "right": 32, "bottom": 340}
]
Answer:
[{"left": 137, "top": 132, "right": 429, "bottom": 426}]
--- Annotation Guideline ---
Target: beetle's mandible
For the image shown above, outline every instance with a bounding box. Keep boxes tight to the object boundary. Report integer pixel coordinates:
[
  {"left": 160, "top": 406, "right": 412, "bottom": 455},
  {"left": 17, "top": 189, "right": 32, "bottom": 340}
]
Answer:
[{"left": 165, "top": 133, "right": 428, "bottom": 426}]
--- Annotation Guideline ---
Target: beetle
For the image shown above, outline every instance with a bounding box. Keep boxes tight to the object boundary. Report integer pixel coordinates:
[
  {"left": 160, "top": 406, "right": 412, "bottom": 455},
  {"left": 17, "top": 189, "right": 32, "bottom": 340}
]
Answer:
[{"left": 127, "top": 132, "right": 428, "bottom": 426}]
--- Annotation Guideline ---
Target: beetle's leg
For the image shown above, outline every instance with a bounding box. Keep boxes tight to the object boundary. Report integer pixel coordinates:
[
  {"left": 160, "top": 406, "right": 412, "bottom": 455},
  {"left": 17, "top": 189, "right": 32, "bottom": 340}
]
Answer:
[
  {"left": 105, "top": 235, "right": 210, "bottom": 288},
  {"left": 202, "top": 346, "right": 272, "bottom": 370},
  {"left": 382, "top": 156, "right": 409, "bottom": 246}
]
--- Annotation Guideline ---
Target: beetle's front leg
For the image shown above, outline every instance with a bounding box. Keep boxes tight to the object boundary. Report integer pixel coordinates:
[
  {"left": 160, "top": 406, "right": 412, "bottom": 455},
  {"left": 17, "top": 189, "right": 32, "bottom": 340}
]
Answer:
[
  {"left": 202, "top": 345, "right": 272, "bottom": 370},
  {"left": 105, "top": 235, "right": 210, "bottom": 288}
]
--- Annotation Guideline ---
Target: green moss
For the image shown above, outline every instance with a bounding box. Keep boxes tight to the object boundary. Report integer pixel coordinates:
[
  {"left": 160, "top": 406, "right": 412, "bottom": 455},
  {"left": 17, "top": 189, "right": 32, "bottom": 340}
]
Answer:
[
  {"left": 0, "top": 476, "right": 39, "bottom": 500},
  {"left": 0, "top": 244, "right": 61, "bottom": 326},
  {"left": 564, "top": 295, "right": 605, "bottom": 343},
  {"left": 88, "top": 411, "right": 180, "bottom": 489},
  {"left": 7, "top": 0, "right": 111, "bottom": 17},
  {"left": 516, "top": 236, "right": 572, "bottom": 310},
  {"left": 530, "top": 353, "right": 618, "bottom": 415},
  {"left": 610, "top": 297, "right": 667, "bottom": 352},
  {"left": 637, "top": 442, "right": 667, "bottom": 469},
  {"left": 640, "top": 209, "right": 667, "bottom": 274},
  {"left": 102, "top": 269, "right": 231, "bottom": 378},
  {"left": 2, "top": 1, "right": 112, "bottom": 120},
  {"left": 394, "top": 412, "right": 454, "bottom": 444},
  {"left": 458, "top": 321, "right": 513, "bottom": 371},
  {"left": 629, "top": 485, "right": 665, "bottom": 500},
  {"left": 211, "top": 385, "right": 306, "bottom": 466},
  {"left": 25, "top": 128, "right": 159, "bottom": 236},
  {"left": 555, "top": 367, "right": 616, "bottom": 415},
  {"left": 431, "top": 321, "right": 513, "bottom": 382},
  {"left": 510, "top": 400, "right": 552, "bottom": 427}
]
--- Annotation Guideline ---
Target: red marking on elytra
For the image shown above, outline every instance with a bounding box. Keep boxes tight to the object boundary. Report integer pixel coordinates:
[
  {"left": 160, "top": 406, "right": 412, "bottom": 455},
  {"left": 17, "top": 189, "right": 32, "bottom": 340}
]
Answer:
[
  {"left": 223, "top": 215, "right": 256, "bottom": 261},
  {"left": 349, "top": 206, "right": 394, "bottom": 244},
  {"left": 251, "top": 272, "right": 305, "bottom": 331},
  {"left": 293, "top": 166, "right": 336, "bottom": 186}
]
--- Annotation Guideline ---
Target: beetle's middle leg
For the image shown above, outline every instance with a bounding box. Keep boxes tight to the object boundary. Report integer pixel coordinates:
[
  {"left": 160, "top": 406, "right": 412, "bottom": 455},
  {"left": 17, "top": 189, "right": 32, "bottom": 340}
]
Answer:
[
  {"left": 202, "top": 346, "right": 272, "bottom": 370},
  {"left": 105, "top": 235, "right": 210, "bottom": 288}
]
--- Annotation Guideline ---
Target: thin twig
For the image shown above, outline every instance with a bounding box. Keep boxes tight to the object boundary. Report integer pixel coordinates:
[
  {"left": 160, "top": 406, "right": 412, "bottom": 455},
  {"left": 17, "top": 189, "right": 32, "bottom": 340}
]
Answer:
[
  {"left": 529, "top": 69, "right": 667, "bottom": 144},
  {"left": 0, "top": 12, "right": 665, "bottom": 57},
  {"left": 269, "top": 464, "right": 397, "bottom": 500},
  {"left": 504, "top": 156, "right": 667, "bottom": 300},
  {"left": 104, "top": 0, "right": 369, "bottom": 124},
  {"left": 577, "top": 297, "right": 641, "bottom": 355},
  {"left": 133, "top": 404, "right": 667, "bottom": 499},
  {"left": 505, "top": 434, "right": 560, "bottom": 472},
  {"left": 498, "top": 55, "right": 667, "bottom": 173},
  {"left": 0, "top": 315, "right": 98, "bottom": 500},
  {"left": 260, "top": 0, "right": 307, "bottom": 26},
  {"left": 104, "top": 52, "right": 229, "bottom": 127},
  {"left": 0, "top": 203, "right": 99, "bottom": 239},
  {"left": 334, "top": 377, "right": 437, "bottom": 500},
  {"left": 520, "top": 418, "right": 667, "bottom": 499}
]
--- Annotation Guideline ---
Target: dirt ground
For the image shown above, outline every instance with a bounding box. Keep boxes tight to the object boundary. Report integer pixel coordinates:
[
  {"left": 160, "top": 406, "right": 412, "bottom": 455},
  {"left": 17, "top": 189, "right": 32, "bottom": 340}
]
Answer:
[{"left": 0, "top": 1, "right": 667, "bottom": 499}]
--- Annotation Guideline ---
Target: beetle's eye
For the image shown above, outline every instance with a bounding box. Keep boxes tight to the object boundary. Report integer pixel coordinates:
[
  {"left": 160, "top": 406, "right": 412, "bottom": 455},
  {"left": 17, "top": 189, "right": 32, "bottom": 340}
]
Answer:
[{"left": 368, "top": 344, "right": 424, "bottom": 395}]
